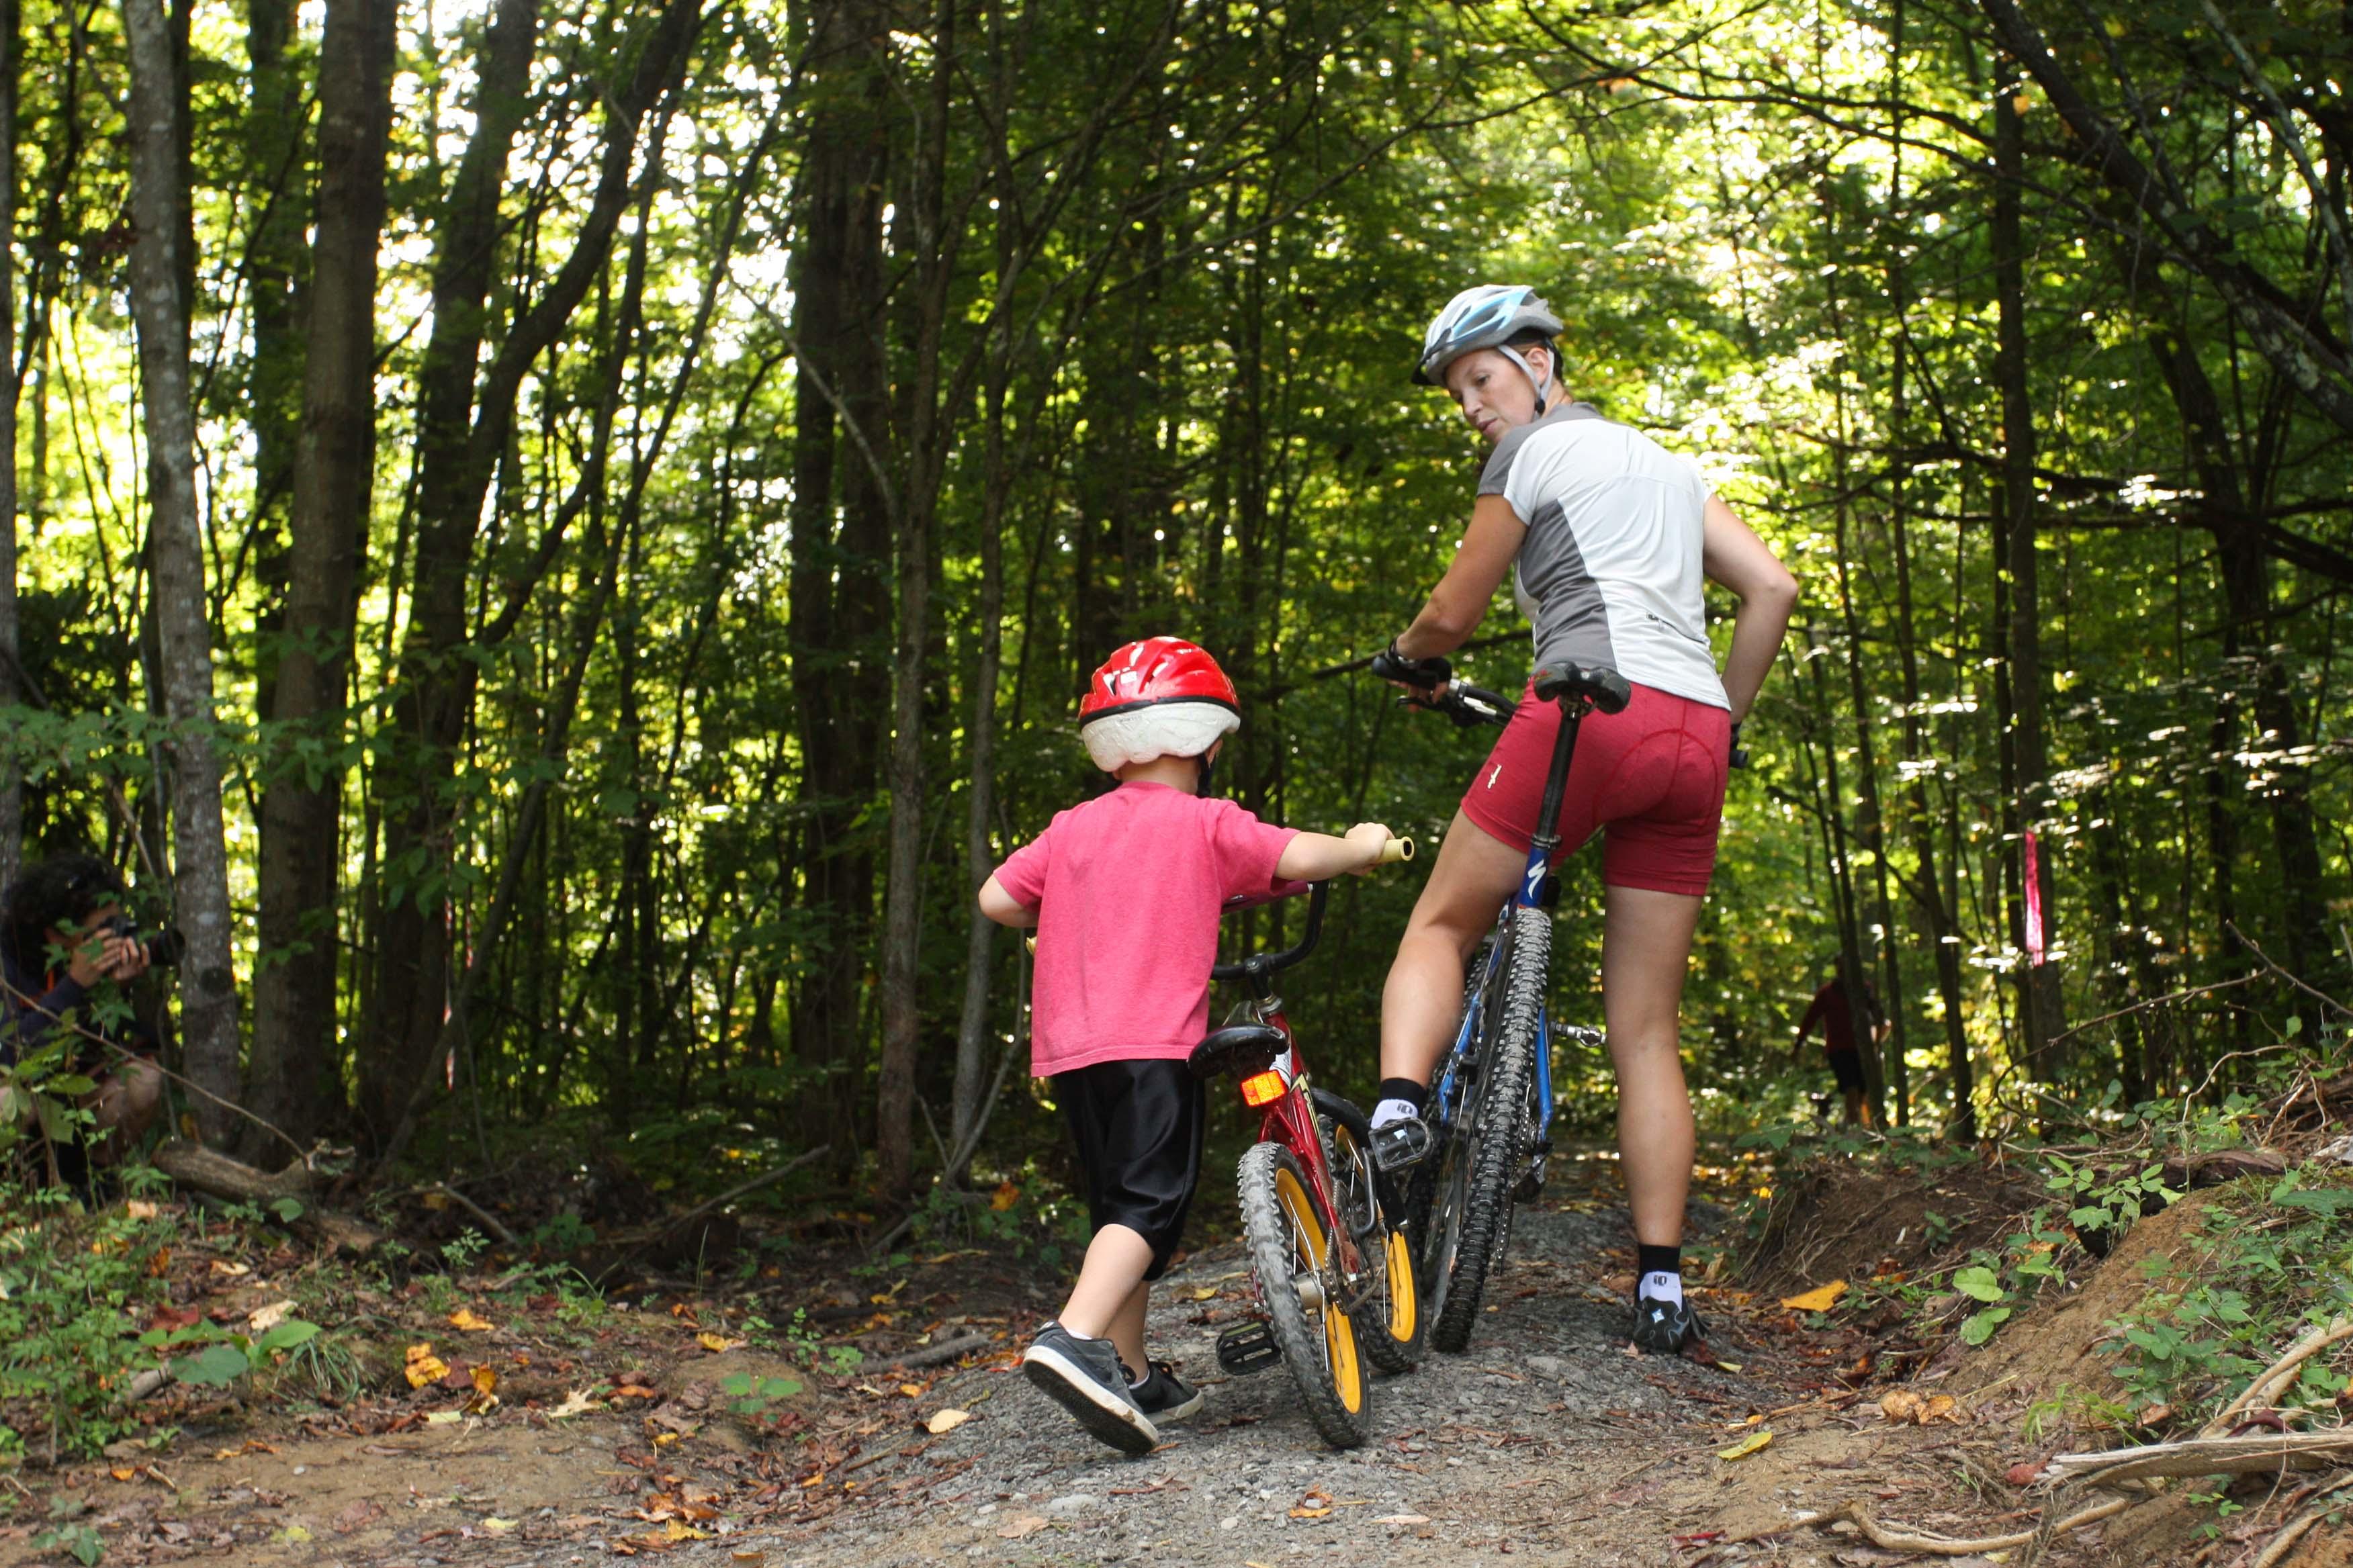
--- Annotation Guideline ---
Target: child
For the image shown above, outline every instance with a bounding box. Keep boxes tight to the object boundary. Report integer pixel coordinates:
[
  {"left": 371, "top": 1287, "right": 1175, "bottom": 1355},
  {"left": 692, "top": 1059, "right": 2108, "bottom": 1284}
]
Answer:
[{"left": 979, "top": 636, "right": 1394, "bottom": 1455}]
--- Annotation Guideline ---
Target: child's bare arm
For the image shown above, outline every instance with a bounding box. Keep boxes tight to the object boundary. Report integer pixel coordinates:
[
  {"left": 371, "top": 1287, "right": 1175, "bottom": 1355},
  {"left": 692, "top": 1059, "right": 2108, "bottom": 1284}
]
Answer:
[
  {"left": 977, "top": 874, "right": 1038, "bottom": 929},
  {"left": 1274, "top": 823, "right": 1392, "bottom": 882}
]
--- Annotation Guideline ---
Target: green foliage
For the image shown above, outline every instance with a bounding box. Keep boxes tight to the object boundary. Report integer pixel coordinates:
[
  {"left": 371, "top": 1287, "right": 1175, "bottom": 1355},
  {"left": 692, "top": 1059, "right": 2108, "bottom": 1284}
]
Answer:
[
  {"left": 720, "top": 1371, "right": 805, "bottom": 1420},
  {"left": 0, "top": 1181, "right": 173, "bottom": 1461},
  {"left": 32, "top": 1495, "right": 103, "bottom": 1567}
]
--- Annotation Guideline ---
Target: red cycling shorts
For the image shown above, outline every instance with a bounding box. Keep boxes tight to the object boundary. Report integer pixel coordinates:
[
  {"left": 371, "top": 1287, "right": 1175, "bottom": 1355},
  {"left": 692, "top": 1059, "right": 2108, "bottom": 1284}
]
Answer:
[{"left": 1458, "top": 679, "right": 1731, "bottom": 897}]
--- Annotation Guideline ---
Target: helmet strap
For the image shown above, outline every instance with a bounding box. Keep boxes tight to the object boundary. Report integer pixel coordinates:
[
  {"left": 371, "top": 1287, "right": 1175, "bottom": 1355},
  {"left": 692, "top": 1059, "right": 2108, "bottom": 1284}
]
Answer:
[
  {"left": 1499, "top": 344, "right": 1552, "bottom": 416},
  {"left": 1195, "top": 747, "right": 1218, "bottom": 798}
]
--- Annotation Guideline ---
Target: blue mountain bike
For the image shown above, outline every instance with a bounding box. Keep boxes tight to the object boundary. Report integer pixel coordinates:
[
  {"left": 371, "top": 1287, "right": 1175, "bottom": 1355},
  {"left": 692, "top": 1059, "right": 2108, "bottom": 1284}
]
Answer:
[{"left": 1386, "top": 661, "right": 1628, "bottom": 1352}]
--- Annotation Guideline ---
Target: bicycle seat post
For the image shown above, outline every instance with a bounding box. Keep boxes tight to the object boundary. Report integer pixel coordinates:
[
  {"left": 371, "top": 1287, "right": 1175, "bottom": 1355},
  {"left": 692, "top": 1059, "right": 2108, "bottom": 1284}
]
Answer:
[{"left": 1523, "top": 694, "right": 1593, "bottom": 909}]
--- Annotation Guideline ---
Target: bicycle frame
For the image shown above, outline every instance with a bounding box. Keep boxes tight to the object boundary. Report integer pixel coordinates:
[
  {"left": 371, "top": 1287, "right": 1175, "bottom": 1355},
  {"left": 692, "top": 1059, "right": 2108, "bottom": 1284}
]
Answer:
[
  {"left": 1428, "top": 688, "right": 1589, "bottom": 1153},
  {"left": 1216, "top": 919, "right": 1364, "bottom": 1282}
]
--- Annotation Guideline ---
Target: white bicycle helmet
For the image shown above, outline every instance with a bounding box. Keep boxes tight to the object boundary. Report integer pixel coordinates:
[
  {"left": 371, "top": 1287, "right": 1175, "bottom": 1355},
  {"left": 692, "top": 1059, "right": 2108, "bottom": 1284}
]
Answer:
[{"left": 1415, "top": 284, "right": 1564, "bottom": 412}]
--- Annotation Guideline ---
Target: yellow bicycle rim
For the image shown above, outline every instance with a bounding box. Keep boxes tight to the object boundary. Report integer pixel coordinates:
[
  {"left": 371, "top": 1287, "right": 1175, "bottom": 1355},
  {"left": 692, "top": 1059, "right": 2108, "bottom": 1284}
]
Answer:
[
  {"left": 1276, "top": 1164, "right": 1362, "bottom": 1414},
  {"left": 1384, "top": 1228, "right": 1418, "bottom": 1346}
]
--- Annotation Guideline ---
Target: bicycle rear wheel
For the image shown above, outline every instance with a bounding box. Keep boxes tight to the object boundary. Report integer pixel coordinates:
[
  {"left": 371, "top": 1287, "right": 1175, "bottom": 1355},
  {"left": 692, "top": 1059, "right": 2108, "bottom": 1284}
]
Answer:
[
  {"left": 1423, "top": 903, "right": 1550, "bottom": 1353},
  {"left": 1237, "top": 1140, "right": 1370, "bottom": 1448}
]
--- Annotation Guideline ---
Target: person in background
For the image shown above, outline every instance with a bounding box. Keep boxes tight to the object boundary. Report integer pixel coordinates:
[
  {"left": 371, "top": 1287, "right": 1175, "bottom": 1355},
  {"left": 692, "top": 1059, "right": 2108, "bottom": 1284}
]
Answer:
[
  {"left": 1792, "top": 957, "right": 1883, "bottom": 1127},
  {"left": 977, "top": 636, "right": 1396, "bottom": 1455},
  {"left": 0, "top": 854, "right": 168, "bottom": 1175}
]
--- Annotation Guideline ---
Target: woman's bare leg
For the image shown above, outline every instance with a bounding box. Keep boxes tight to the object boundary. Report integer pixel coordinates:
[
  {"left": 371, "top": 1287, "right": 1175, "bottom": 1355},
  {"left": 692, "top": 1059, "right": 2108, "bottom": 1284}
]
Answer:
[
  {"left": 1378, "top": 809, "right": 1526, "bottom": 1086},
  {"left": 1599, "top": 886, "right": 1705, "bottom": 1247}
]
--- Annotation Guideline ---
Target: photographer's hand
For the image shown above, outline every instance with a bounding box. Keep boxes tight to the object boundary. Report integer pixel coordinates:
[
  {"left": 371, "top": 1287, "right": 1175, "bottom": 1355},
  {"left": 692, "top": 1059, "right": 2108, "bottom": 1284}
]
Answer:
[{"left": 103, "top": 937, "right": 151, "bottom": 982}]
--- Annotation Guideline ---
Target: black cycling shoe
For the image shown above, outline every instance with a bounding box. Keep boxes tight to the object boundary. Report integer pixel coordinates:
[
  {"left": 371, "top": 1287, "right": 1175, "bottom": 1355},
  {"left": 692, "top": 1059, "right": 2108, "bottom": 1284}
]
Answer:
[
  {"left": 1630, "top": 1293, "right": 1708, "bottom": 1356},
  {"left": 1370, "top": 1113, "right": 1434, "bottom": 1174}
]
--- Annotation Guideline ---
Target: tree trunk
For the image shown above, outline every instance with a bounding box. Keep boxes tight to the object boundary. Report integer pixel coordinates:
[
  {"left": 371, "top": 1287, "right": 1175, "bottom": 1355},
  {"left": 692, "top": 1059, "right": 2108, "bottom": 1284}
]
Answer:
[
  {"left": 243, "top": 0, "right": 304, "bottom": 712},
  {"left": 124, "top": 0, "right": 239, "bottom": 1141},
  {"left": 361, "top": 0, "right": 702, "bottom": 1149},
  {"left": 950, "top": 363, "right": 1011, "bottom": 1170},
  {"left": 1992, "top": 64, "right": 2066, "bottom": 1075},
  {"left": 0, "top": 0, "right": 19, "bottom": 896},
  {"left": 245, "top": 0, "right": 394, "bottom": 1158},
  {"left": 787, "top": 0, "right": 891, "bottom": 1160}
]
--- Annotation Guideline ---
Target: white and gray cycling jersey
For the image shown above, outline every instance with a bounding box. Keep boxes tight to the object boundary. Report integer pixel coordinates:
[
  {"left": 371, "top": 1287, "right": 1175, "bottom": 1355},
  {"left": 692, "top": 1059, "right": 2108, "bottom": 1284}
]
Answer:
[{"left": 1478, "top": 401, "right": 1729, "bottom": 711}]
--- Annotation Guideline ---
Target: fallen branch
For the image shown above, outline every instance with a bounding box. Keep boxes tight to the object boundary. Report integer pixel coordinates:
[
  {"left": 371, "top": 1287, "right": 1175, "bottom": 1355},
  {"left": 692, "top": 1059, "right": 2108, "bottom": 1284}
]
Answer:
[
  {"left": 1796, "top": 1494, "right": 2133, "bottom": 1555},
  {"left": 2204, "top": 1316, "right": 2353, "bottom": 1437},
  {"left": 883, "top": 1330, "right": 995, "bottom": 1371},
  {"left": 2048, "top": 1430, "right": 2353, "bottom": 1487},
  {"left": 660, "top": 1145, "right": 829, "bottom": 1240},
  {"left": 417, "top": 1182, "right": 519, "bottom": 1248},
  {"left": 149, "top": 1140, "right": 386, "bottom": 1254}
]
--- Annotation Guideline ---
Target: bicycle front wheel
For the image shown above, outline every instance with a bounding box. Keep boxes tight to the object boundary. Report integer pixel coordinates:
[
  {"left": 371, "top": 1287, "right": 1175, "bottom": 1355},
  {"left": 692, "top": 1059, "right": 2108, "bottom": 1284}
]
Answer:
[
  {"left": 1425, "top": 903, "right": 1550, "bottom": 1353},
  {"left": 1237, "top": 1140, "right": 1370, "bottom": 1448}
]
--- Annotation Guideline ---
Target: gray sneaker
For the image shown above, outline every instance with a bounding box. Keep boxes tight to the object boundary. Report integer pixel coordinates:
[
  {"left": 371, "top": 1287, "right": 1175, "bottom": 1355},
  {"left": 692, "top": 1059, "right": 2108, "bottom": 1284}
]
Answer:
[
  {"left": 1022, "top": 1324, "right": 1159, "bottom": 1455},
  {"left": 1630, "top": 1293, "right": 1707, "bottom": 1356},
  {"left": 1129, "top": 1361, "right": 1203, "bottom": 1422}
]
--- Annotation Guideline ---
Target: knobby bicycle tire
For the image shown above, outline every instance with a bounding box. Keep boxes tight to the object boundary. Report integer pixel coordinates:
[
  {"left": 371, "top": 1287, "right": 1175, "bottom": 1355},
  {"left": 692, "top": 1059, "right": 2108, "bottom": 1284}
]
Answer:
[
  {"left": 1311, "top": 1089, "right": 1422, "bottom": 1375},
  {"left": 1426, "top": 903, "right": 1550, "bottom": 1353},
  {"left": 1401, "top": 934, "right": 1497, "bottom": 1330},
  {"left": 1237, "top": 1140, "right": 1370, "bottom": 1448}
]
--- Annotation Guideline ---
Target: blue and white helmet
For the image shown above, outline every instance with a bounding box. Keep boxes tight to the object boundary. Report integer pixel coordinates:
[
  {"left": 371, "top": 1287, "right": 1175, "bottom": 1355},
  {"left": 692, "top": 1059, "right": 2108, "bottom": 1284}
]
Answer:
[{"left": 1414, "top": 284, "right": 1564, "bottom": 410}]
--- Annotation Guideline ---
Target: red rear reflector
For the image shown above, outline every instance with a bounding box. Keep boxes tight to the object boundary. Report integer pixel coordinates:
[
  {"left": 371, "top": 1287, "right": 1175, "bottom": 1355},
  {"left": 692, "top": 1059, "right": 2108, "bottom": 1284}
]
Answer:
[{"left": 1239, "top": 1071, "right": 1288, "bottom": 1107}]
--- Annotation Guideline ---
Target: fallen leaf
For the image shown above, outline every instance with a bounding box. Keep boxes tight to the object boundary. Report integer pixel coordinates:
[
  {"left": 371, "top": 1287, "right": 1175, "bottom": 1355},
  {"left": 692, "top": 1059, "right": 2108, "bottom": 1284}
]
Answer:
[
  {"left": 697, "top": 1332, "right": 746, "bottom": 1353},
  {"left": 997, "top": 1514, "right": 1049, "bottom": 1538},
  {"left": 482, "top": 1517, "right": 517, "bottom": 1532},
  {"left": 925, "top": 1408, "right": 972, "bottom": 1434},
  {"left": 126, "top": 1199, "right": 159, "bottom": 1220},
  {"left": 654, "top": 1432, "right": 682, "bottom": 1447},
  {"left": 332, "top": 1500, "right": 385, "bottom": 1534},
  {"left": 1188, "top": 1287, "right": 1219, "bottom": 1301},
  {"left": 425, "top": 1410, "right": 463, "bottom": 1426},
  {"left": 449, "top": 1307, "right": 494, "bottom": 1332},
  {"left": 210, "top": 1260, "right": 252, "bottom": 1278},
  {"left": 404, "top": 1344, "right": 449, "bottom": 1389},
  {"left": 278, "top": 1524, "right": 312, "bottom": 1544},
  {"left": 110, "top": 1468, "right": 135, "bottom": 1481},
  {"left": 613, "top": 1383, "right": 660, "bottom": 1400},
  {"left": 897, "top": 1383, "right": 923, "bottom": 1398},
  {"left": 1713, "top": 1360, "right": 1745, "bottom": 1373},
  {"left": 1375, "top": 1514, "right": 1431, "bottom": 1525},
  {"left": 549, "top": 1389, "right": 602, "bottom": 1418},
  {"left": 249, "top": 1299, "right": 299, "bottom": 1332},
  {"left": 1289, "top": 1506, "right": 1333, "bottom": 1519},
  {"left": 989, "top": 1181, "right": 1020, "bottom": 1211},
  {"left": 663, "top": 1519, "right": 709, "bottom": 1542},
  {"left": 1879, "top": 1389, "right": 1959, "bottom": 1425},
  {"left": 2006, "top": 1461, "right": 2045, "bottom": 1486},
  {"left": 1717, "top": 1428, "right": 1774, "bottom": 1461},
  {"left": 1780, "top": 1281, "right": 1848, "bottom": 1313}
]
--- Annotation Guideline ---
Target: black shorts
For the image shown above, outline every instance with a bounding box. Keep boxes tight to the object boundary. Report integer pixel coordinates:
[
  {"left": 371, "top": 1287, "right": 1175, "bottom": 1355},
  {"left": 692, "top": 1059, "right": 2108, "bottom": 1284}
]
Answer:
[
  {"left": 1055, "top": 1058, "right": 1206, "bottom": 1281},
  {"left": 1826, "top": 1048, "right": 1866, "bottom": 1094}
]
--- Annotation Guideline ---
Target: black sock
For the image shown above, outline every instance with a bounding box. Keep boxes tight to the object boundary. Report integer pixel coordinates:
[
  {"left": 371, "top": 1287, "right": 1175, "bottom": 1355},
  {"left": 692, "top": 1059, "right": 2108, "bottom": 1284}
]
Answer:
[
  {"left": 1377, "top": 1078, "right": 1427, "bottom": 1114},
  {"left": 1636, "top": 1244, "right": 1681, "bottom": 1280}
]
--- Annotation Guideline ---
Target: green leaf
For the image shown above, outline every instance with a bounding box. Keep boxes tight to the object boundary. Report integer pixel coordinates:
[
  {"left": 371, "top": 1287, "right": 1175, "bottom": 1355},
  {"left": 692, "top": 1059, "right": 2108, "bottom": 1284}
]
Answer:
[
  {"left": 1960, "top": 1306, "right": 2012, "bottom": 1346},
  {"left": 269, "top": 1197, "right": 305, "bottom": 1223},
  {"left": 171, "top": 1343, "right": 251, "bottom": 1387},
  {"left": 254, "top": 1320, "right": 320, "bottom": 1354},
  {"left": 1953, "top": 1265, "right": 2006, "bottom": 1303}
]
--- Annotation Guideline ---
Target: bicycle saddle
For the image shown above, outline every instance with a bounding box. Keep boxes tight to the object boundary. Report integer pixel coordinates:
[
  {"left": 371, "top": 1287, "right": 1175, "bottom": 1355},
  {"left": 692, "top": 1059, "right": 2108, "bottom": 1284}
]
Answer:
[
  {"left": 1188, "top": 1023, "right": 1286, "bottom": 1080},
  {"left": 1532, "top": 661, "right": 1632, "bottom": 714}
]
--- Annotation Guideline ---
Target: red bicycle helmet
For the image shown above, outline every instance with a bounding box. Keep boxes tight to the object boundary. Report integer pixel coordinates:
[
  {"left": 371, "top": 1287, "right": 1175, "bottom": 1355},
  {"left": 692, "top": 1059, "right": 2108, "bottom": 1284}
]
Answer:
[{"left": 1077, "top": 637, "right": 1241, "bottom": 772}]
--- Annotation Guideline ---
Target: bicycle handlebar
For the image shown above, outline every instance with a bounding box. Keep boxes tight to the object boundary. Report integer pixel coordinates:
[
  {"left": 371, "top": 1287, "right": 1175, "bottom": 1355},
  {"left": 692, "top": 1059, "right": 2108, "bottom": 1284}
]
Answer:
[{"left": 1408, "top": 682, "right": 1516, "bottom": 728}]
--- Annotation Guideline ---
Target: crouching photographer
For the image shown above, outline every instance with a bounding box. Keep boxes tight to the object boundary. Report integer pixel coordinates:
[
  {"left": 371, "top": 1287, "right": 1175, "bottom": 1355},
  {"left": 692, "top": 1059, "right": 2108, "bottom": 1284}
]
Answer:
[{"left": 0, "top": 854, "right": 177, "bottom": 1179}]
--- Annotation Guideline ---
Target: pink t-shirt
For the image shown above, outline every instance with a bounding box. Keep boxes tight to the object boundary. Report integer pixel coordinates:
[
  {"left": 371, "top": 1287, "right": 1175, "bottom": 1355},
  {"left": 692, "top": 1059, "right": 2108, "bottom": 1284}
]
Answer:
[{"left": 993, "top": 782, "right": 1298, "bottom": 1076}]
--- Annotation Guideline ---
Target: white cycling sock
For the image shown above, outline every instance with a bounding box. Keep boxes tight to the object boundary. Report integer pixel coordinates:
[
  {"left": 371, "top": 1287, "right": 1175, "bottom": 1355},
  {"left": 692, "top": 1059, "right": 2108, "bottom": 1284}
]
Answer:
[
  {"left": 1639, "top": 1270, "right": 1685, "bottom": 1307},
  {"left": 1370, "top": 1097, "right": 1420, "bottom": 1130}
]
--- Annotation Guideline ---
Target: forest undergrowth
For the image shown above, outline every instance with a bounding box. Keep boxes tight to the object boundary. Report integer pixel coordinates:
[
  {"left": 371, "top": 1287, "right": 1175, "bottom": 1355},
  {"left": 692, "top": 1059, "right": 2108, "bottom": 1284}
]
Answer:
[{"left": 5, "top": 1031, "right": 2352, "bottom": 1565}]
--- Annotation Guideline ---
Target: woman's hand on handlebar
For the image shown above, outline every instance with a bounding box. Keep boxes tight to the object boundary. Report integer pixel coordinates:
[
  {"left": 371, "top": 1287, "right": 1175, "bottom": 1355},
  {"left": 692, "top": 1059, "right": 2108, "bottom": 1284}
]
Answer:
[{"left": 1370, "top": 637, "right": 1452, "bottom": 698}]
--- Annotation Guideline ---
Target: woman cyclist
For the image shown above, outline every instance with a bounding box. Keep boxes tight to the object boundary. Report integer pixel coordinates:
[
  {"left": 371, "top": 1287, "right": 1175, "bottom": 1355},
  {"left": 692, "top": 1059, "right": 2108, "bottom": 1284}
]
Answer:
[{"left": 1367, "top": 285, "right": 1797, "bottom": 1357}]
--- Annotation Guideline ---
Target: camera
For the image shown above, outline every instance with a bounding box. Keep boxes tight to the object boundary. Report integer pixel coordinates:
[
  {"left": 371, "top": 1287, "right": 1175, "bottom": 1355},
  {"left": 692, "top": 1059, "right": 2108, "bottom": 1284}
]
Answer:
[{"left": 101, "top": 915, "right": 187, "bottom": 968}]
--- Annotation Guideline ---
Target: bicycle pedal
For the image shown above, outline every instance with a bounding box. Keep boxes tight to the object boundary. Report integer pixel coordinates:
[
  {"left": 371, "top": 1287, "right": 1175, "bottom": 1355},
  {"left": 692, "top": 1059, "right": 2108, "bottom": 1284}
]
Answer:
[
  {"left": 1216, "top": 1320, "right": 1283, "bottom": 1375},
  {"left": 1511, "top": 1164, "right": 1547, "bottom": 1204}
]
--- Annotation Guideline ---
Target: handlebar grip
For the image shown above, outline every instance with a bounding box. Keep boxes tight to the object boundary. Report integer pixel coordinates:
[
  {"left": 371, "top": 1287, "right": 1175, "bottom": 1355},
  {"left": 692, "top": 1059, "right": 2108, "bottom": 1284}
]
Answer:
[{"left": 1377, "top": 837, "right": 1416, "bottom": 865}]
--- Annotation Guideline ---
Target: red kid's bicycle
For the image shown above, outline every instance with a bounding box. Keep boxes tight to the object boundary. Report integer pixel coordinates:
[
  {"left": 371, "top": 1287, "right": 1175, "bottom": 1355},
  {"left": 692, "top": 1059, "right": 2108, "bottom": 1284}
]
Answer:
[{"left": 1188, "top": 839, "right": 1421, "bottom": 1448}]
